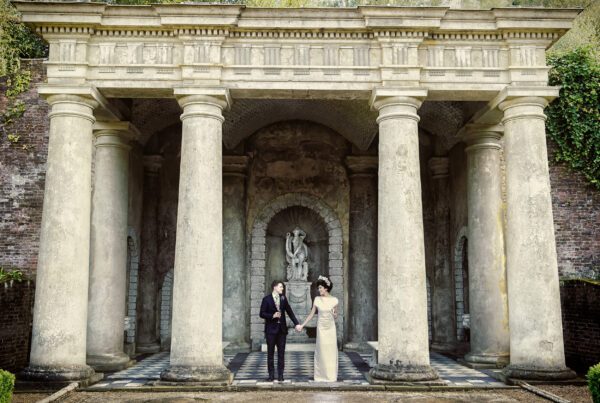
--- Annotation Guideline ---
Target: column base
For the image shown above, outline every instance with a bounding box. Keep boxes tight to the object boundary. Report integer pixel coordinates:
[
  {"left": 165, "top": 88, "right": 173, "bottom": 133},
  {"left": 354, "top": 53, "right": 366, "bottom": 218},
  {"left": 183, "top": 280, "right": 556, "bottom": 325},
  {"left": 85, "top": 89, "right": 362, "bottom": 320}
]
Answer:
[
  {"left": 21, "top": 364, "right": 95, "bottom": 382},
  {"left": 430, "top": 341, "right": 456, "bottom": 353},
  {"left": 369, "top": 364, "right": 441, "bottom": 384},
  {"left": 503, "top": 364, "right": 576, "bottom": 381},
  {"left": 344, "top": 342, "right": 375, "bottom": 353},
  {"left": 136, "top": 342, "right": 161, "bottom": 354},
  {"left": 159, "top": 365, "right": 232, "bottom": 385},
  {"left": 224, "top": 341, "right": 251, "bottom": 354},
  {"left": 87, "top": 352, "right": 131, "bottom": 372},
  {"left": 463, "top": 352, "right": 510, "bottom": 368}
]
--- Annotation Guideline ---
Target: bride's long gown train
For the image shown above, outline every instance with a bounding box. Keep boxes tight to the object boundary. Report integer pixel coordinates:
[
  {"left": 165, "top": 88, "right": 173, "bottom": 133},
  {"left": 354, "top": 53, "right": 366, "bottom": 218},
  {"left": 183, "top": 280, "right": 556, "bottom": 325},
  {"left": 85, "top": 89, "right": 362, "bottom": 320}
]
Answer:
[{"left": 313, "top": 296, "right": 338, "bottom": 382}]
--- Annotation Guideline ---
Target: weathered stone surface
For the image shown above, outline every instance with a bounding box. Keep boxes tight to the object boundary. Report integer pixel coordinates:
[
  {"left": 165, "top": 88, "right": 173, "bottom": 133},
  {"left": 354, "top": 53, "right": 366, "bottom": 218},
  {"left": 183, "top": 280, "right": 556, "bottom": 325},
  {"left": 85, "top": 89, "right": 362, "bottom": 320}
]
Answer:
[{"left": 500, "top": 95, "right": 574, "bottom": 380}]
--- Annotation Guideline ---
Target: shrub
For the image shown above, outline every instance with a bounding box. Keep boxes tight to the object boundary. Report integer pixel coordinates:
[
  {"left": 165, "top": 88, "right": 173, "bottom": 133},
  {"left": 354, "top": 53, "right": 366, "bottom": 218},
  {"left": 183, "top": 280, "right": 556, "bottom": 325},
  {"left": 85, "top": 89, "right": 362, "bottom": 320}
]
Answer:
[
  {"left": 588, "top": 363, "right": 600, "bottom": 403},
  {"left": 547, "top": 46, "right": 600, "bottom": 189},
  {"left": 0, "top": 369, "right": 15, "bottom": 403}
]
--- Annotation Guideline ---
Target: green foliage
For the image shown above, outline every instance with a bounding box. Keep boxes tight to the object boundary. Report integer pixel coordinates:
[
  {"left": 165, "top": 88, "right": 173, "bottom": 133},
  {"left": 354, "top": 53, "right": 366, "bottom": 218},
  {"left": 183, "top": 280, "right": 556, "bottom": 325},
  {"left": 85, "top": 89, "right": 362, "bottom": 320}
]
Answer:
[
  {"left": 0, "top": 267, "right": 24, "bottom": 283},
  {"left": 0, "top": 370, "right": 15, "bottom": 403},
  {"left": 0, "top": 0, "right": 45, "bottom": 145},
  {"left": 546, "top": 47, "right": 600, "bottom": 189},
  {"left": 588, "top": 363, "right": 600, "bottom": 403}
]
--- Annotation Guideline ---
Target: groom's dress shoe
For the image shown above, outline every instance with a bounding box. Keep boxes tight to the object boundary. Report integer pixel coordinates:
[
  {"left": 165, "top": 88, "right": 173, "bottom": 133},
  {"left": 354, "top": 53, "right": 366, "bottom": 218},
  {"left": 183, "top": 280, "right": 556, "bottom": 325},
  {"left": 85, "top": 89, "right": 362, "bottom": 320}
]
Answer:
[
  {"left": 267, "top": 376, "right": 274, "bottom": 382},
  {"left": 278, "top": 376, "right": 284, "bottom": 382}
]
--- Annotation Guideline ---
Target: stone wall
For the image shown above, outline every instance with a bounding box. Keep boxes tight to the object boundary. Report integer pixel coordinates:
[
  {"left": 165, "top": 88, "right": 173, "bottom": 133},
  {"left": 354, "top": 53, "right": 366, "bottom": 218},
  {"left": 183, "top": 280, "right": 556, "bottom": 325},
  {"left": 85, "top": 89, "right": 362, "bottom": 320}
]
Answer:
[
  {"left": 0, "top": 281, "right": 35, "bottom": 372},
  {"left": 560, "top": 279, "right": 600, "bottom": 373}
]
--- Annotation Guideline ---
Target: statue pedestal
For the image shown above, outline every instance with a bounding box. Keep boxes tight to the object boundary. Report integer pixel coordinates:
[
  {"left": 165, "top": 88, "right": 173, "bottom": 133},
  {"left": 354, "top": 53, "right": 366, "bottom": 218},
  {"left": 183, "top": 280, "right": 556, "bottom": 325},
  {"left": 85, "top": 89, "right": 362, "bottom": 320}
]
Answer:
[{"left": 285, "top": 281, "right": 315, "bottom": 343}]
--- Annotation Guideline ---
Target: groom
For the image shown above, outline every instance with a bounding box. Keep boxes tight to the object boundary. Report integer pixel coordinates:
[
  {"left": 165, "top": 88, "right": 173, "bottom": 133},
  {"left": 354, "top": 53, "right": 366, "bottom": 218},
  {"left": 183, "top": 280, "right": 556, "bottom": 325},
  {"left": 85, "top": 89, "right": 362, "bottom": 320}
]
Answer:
[{"left": 259, "top": 280, "right": 302, "bottom": 381}]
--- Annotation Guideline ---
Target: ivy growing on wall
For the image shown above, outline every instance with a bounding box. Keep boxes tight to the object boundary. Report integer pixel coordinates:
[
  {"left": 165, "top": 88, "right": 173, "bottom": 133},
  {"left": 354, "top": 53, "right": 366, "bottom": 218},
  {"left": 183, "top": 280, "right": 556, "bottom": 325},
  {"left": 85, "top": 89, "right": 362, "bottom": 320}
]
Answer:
[
  {"left": 546, "top": 47, "right": 600, "bottom": 189},
  {"left": 0, "top": 0, "right": 47, "bottom": 145}
]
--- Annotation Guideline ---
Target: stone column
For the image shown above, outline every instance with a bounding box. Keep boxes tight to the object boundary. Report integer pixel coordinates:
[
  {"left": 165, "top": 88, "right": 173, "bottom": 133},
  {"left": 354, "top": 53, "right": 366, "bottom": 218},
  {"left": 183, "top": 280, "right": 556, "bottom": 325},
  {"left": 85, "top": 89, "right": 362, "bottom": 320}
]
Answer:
[
  {"left": 499, "top": 97, "right": 575, "bottom": 380},
  {"left": 87, "top": 123, "right": 133, "bottom": 371},
  {"left": 345, "top": 155, "right": 378, "bottom": 351},
  {"left": 23, "top": 94, "right": 98, "bottom": 381},
  {"left": 160, "top": 90, "right": 231, "bottom": 384},
  {"left": 428, "top": 157, "right": 456, "bottom": 352},
  {"left": 463, "top": 126, "right": 510, "bottom": 367},
  {"left": 369, "top": 89, "right": 439, "bottom": 383},
  {"left": 136, "top": 155, "right": 163, "bottom": 354},
  {"left": 223, "top": 155, "right": 250, "bottom": 352}
]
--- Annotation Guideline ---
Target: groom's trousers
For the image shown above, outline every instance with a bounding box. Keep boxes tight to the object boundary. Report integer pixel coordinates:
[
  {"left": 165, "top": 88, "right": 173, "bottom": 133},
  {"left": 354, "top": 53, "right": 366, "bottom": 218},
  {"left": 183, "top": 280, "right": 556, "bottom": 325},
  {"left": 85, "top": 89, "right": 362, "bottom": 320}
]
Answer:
[{"left": 266, "top": 330, "right": 287, "bottom": 377}]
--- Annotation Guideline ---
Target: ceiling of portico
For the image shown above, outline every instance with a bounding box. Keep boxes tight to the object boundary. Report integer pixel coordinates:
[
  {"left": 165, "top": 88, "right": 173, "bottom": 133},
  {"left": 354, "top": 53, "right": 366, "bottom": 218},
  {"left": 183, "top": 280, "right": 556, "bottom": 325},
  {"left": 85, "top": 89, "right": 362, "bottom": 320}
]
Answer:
[{"left": 131, "top": 97, "right": 485, "bottom": 152}]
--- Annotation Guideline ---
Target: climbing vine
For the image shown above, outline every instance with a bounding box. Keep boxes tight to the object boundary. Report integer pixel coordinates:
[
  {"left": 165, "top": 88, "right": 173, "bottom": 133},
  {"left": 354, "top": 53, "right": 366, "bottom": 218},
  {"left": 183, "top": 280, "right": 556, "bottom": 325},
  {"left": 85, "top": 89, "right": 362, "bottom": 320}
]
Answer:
[
  {"left": 0, "top": 0, "right": 46, "bottom": 145},
  {"left": 546, "top": 47, "right": 600, "bottom": 189}
]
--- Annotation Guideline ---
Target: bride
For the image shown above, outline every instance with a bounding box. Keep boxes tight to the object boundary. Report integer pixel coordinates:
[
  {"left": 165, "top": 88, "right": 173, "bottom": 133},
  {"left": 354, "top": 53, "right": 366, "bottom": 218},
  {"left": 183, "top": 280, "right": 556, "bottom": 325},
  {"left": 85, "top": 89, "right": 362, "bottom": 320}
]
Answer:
[{"left": 298, "top": 275, "right": 338, "bottom": 382}]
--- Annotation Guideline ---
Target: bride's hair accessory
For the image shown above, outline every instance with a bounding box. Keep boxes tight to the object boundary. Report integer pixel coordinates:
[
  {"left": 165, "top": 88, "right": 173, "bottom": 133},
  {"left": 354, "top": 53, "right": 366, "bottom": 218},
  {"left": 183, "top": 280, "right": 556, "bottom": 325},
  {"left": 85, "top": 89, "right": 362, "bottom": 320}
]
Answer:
[{"left": 317, "top": 275, "right": 331, "bottom": 287}]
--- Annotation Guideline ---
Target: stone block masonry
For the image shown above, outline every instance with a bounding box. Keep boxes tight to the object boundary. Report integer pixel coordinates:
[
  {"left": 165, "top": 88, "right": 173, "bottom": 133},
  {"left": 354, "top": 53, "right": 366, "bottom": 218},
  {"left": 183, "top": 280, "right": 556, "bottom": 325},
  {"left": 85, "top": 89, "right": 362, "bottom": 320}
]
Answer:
[{"left": 0, "top": 281, "right": 35, "bottom": 372}]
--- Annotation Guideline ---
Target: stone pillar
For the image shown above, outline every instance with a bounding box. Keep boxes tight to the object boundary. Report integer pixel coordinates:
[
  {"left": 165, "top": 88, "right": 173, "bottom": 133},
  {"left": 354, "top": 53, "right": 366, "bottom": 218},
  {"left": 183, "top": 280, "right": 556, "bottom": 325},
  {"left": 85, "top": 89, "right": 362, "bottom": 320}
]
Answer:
[
  {"left": 160, "top": 90, "right": 231, "bottom": 384},
  {"left": 222, "top": 155, "right": 250, "bottom": 352},
  {"left": 369, "top": 89, "right": 439, "bottom": 383},
  {"left": 345, "top": 155, "right": 378, "bottom": 351},
  {"left": 499, "top": 97, "right": 575, "bottom": 380},
  {"left": 23, "top": 94, "right": 98, "bottom": 381},
  {"left": 136, "top": 155, "right": 163, "bottom": 354},
  {"left": 428, "top": 157, "right": 456, "bottom": 352},
  {"left": 87, "top": 123, "right": 133, "bottom": 371},
  {"left": 463, "top": 127, "right": 510, "bottom": 367}
]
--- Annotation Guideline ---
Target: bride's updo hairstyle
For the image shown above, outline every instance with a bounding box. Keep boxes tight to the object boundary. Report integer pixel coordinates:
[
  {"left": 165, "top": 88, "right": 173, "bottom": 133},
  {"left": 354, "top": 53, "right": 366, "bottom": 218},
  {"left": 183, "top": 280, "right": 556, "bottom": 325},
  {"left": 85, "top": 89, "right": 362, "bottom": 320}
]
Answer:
[{"left": 316, "top": 275, "right": 333, "bottom": 292}]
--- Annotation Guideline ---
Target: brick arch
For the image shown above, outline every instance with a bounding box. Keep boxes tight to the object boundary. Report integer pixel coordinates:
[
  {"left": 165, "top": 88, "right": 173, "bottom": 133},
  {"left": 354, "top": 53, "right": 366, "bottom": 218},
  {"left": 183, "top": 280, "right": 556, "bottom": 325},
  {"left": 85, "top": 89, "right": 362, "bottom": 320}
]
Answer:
[{"left": 249, "top": 193, "right": 344, "bottom": 350}]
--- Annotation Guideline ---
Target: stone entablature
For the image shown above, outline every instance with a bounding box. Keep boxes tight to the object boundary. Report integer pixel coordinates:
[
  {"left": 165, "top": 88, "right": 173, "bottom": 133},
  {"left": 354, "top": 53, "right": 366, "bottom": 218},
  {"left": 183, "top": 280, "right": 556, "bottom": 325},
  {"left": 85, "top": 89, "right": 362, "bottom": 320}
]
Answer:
[{"left": 15, "top": 2, "right": 578, "bottom": 100}]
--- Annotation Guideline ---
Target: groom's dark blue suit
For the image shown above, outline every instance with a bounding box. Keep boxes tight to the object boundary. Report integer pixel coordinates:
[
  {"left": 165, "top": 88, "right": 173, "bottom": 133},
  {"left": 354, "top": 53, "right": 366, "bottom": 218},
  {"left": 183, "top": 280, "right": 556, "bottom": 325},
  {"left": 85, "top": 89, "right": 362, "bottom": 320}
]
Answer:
[{"left": 260, "top": 293, "right": 299, "bottom": 380}]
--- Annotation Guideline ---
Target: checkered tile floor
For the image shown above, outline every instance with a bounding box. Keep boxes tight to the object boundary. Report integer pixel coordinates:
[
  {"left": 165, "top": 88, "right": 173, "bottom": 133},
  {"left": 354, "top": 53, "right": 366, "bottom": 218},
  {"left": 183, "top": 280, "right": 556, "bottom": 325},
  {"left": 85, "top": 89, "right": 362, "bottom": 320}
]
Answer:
[{"left": 89, "top": 351, "right": 506, "bottom": 389}]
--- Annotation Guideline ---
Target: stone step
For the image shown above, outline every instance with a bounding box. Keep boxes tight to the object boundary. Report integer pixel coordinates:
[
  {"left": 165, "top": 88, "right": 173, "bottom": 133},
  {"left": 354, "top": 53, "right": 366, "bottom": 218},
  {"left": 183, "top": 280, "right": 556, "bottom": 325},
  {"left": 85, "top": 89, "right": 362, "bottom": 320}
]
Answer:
[{"left": 261, "top": 343, "right": 316, "bottom": 352}]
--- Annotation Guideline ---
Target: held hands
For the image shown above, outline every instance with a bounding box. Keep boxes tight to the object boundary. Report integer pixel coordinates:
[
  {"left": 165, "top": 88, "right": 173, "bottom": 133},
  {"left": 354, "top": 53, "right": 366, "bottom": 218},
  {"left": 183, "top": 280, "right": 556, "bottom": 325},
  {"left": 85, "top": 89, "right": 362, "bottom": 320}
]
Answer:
[{"left": 295, "top": 324, "right": 303, "bottom": 332}]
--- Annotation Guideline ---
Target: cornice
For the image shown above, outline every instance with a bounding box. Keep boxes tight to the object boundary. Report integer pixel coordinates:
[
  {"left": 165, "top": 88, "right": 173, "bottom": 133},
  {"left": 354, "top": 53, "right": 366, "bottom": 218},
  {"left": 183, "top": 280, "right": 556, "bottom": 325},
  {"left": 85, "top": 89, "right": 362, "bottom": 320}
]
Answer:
[{"left": 13, "top": 2, "right": 580, "bottom": 38}]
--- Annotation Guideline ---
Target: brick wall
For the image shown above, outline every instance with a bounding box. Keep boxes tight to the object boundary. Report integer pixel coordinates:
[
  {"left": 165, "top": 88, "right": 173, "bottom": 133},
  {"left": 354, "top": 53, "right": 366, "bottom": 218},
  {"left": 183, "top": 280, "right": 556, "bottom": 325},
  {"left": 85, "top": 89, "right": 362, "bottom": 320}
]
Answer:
[
  {"left": 560, "top": 279, "right": 600, "bottom": 373},
  {"left": 0, "top": 280, "right": 35, "bottom": 373},
  {"left": 549, "top": 141, "right": 600, "bottom": 280},
  {"left": 0, "top": 59, "right": 49, "bottom": 276}
]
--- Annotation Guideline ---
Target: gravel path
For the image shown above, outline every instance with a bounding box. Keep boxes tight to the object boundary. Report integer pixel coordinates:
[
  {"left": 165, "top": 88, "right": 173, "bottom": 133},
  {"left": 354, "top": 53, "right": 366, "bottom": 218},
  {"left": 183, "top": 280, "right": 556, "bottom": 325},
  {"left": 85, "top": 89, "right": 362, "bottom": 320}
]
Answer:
[{"left": 12, "top": 385, "right": 592, "bottom": 403}]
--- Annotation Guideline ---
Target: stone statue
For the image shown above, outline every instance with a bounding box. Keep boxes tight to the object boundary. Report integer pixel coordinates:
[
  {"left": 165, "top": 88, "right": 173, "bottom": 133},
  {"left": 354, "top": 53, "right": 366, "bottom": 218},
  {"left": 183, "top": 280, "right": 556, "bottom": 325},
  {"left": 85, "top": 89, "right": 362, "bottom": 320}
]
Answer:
[{"left": 285, "top": 227, "right": 309, "bottom": 281}]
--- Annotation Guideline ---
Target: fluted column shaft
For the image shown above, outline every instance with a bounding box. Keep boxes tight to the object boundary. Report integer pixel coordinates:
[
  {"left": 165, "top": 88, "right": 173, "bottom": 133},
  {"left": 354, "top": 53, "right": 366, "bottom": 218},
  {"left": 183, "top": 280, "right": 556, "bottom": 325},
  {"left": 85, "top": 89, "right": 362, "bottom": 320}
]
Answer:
[
  {"left": 160, "top": 92, "right": 231, "bottom": 384},
  {"left": 464, "top": 128, "right": 510, "bottom": 367},
  {"left": 499, "top": 97, "right": 574, "bottom": 380},
  {"left": 87, "top": 127, "right": 132, "bottom": 371},
  {"left": 370, "top": 92, "right": 438, "bottom": 383},
  {"left": 24, "top": 94, "right": 98, "bottom": 381},
  {"left": 429, "top": 157, "right": 455, "bottom": 352}
]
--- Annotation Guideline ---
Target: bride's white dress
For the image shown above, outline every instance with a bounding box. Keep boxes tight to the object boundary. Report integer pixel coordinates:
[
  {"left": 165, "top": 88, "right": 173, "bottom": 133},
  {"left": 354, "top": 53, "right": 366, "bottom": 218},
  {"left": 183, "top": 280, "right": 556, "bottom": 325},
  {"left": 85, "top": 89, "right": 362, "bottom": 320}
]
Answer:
[{"left": 313, "top": 296, "right": 338, "bottom": 382}]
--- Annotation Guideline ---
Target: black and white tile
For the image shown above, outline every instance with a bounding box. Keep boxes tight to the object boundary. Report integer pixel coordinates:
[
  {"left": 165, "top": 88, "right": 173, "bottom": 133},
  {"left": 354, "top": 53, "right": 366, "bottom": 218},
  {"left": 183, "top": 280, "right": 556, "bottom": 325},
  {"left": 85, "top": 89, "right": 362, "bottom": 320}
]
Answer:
[{"left": 89, "top": 351, "right": 506, "bottom": 389}]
